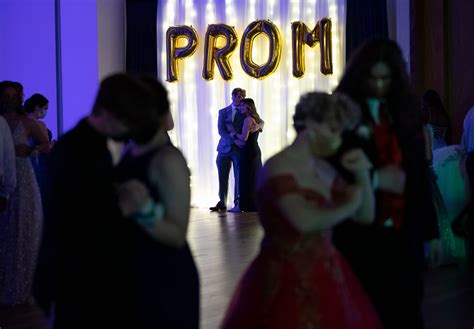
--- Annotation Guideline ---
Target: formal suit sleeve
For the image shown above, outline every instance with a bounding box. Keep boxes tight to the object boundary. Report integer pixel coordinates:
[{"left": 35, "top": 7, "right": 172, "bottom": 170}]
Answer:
[{"left": 218, "top": 109, "right": 234, "bottom": 144}]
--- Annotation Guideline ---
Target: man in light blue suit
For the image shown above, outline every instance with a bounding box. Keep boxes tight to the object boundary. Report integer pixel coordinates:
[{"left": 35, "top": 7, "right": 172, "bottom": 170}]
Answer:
[{"left": 210, "top": 88, "right": 245, "bottom": 212}]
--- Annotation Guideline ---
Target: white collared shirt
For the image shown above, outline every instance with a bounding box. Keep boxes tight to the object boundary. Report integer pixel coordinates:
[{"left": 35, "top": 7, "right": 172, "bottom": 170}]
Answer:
[{"left": 231, "top": 105, "right": 238, "bottom": 122}]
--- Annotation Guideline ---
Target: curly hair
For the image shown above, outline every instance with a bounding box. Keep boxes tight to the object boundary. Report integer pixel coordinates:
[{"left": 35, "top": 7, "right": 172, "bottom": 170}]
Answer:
[{"left": 293, "top": 92, "right": 360, "bottom": 133}]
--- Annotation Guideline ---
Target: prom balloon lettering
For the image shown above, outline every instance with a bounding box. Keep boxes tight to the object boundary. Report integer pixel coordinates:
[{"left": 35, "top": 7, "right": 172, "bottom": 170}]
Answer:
[
  {"left": 291, "top": 18, "right": 333, "bottom": 77},
  {"left": 166, "top": 19, "right": 332, "bottom": 82},
  {"left": 166, "top": 25, "right": 199, "bottom": 82},
  {"left": 202, "top": 24, "right": 239, "bottom": 81},
  {"left": 240, "top": 20, "right": 282, "bottom": 79}
]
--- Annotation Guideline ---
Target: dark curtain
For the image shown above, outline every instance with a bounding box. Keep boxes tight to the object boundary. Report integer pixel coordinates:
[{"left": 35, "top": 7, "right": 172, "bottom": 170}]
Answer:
[
  {"left": 345, "top": 0, "right": 389, "bottom": 60},
  {"left": 126, "top": 0, "right": 158, "bottom": 75}
]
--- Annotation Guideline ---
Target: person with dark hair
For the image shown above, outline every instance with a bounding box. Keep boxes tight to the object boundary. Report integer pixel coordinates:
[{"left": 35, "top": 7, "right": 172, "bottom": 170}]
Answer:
[
  {"left": 210, "top": 87, "right": 246, "bottom": 212},
  {"left": 0, "top": 81, "right": 25, "bottom": 116},
  {"left": 24, "top": 93, "right": 54, "bottom": 199},
  {"left": 24, "top": 93, "right": 51, "bottom": 140},
  {"left": 33, "top": 73, "right": 160, "bottom": 328},
  {"left": 0, "top": 81, "right": 50, "bottom": 306},
  {"left": 221, "top": 92, "right": 381, "bottom": 329},
  {"left": 114, "top": 76, "right": 200, "bottom": 328},
  {"left": 139, "top": 75, "right": 174, "bottom": 134},
  {"left": 227, "top": 98, "right": 264, "bottom": 212},
  {"left": 330, "top": 38, "right": 437, "bottom": 329}
]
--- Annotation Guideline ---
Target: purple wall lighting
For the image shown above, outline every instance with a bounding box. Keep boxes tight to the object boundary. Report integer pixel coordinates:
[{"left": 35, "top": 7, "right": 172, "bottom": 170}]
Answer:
[
  {"left": 0, "top": 0, "right": 100, "bottom": 137},
  {"left": 0, "top": 0, "right": 58, "bottom": 138}
]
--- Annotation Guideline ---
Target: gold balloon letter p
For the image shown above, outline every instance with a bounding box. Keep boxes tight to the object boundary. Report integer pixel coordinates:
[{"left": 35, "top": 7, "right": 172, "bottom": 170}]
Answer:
[
  {"left": 291, "top": 18, "right": 333, "bottom": 78},
  {"left": 166, "top": 25, "right": 199, "bottom": 82},
  {"left": 202, "top": 24, "right": 238, "bottom": 81}
]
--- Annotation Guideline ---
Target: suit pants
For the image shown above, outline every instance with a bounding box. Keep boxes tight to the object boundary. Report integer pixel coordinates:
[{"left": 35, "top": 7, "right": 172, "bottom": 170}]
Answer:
[{"left": 216, "top": 149, "right": 240, "bottom": 205}]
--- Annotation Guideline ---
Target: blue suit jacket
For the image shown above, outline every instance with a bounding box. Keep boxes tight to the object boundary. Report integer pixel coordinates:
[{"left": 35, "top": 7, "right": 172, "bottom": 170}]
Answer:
[{"left": 216, "top": 105, "right": 243, "bottom": 154}]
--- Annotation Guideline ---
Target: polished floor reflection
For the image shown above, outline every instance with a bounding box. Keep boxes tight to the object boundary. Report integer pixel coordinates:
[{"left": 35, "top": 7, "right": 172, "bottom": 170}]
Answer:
[
  {"left": 1, "top": 208, "right": 473, "bottom": 328},
  {"left": 189, "top": 209, "right": 474, "bottom": 329}
]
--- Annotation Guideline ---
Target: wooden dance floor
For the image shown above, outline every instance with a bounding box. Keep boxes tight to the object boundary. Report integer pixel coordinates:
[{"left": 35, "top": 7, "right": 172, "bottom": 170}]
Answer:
[{"left": 1, "top": 208, "right": 473, "bottom": 328}]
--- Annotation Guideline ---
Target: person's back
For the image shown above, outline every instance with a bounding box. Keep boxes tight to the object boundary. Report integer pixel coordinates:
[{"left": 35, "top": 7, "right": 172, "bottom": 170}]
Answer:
[
  {"left": 37, "top": 119, "right": 133, "bottom": 327},
  {"left": 34, "top": 74, "right": 158, "bottom": 328}
]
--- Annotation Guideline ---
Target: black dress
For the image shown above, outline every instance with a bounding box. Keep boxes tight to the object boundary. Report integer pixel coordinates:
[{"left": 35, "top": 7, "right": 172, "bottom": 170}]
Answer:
[
  {"left": 329, "top": 112, "right": 435, "bottom": 329},
  {"left": 238, "top": 129, "right": 262, "bottom": 212},
  {"left": 115, "top": 144, "right": 200, "bottom": 329},
  {"left": 34, "top": 119, "right": 135, "bottom": 328}
]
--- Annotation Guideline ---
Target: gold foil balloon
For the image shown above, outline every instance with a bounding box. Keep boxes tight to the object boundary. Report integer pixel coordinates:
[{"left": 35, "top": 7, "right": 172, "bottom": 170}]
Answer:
[
  {"left": 240, "top": 20, "right": 282, "bottom": 79},
  {"left": 319, "top": 18, "right": 333, "bottom": 75},
  {"left": 291, "top": 18, "right": 333, "bottom": 78},
  {"left": 202, "top": 24, "right": 238, "bottom": 81},
  {"left": 166, "top": 25, "right": 199, "bottom": 82}
]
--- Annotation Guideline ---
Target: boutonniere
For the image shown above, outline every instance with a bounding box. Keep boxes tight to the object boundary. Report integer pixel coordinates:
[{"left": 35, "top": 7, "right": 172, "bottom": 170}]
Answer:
[{"left": 355, "top": 124, "right": 372, "bottom": 139}]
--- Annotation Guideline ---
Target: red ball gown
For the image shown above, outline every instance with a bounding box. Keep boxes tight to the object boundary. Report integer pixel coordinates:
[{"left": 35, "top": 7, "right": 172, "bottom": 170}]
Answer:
[{"left": 221, "top": 174, "right": 382, "bottom": 329}]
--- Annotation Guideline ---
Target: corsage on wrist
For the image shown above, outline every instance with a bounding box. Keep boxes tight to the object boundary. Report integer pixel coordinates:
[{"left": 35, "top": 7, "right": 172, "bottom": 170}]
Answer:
[{"left": 133, "top": 199, "right": 164, "bottom": 229}]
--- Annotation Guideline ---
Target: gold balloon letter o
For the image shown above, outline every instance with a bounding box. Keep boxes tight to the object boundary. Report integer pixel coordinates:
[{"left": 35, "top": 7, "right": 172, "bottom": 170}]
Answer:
[{"left": 240, "top": 20, "right": 282, "bottom": 80}]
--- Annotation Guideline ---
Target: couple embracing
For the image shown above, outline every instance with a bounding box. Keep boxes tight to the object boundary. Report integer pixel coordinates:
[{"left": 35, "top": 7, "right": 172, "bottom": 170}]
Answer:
[{"left": 210, "top": 88, "right": 264, "bottom": 213}]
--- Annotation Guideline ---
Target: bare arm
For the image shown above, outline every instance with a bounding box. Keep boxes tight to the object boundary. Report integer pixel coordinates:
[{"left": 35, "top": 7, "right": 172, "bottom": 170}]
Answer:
[
  {"left": 27, "top": 118, "right": 51, "bottom": 154},
  {"left": 422, "top": 126, "right": 433, "bottom": 162},
  {"left": 277, "top": 188, "right": 362, "bottom": 233},
  {"left": 352, "top": 172, "right": 374, "bottom": 224},
  {"left": 144, "top": 147, "right": 191, "bottom": 248},
  {"left": 235, "top": 117, "right": 251, "bottom": 142},
  {"left": 261, "top": 162, "right": 362, "bottom": 234},
  {"left": 340, "top": 149, "right": 375, "bottom": 224},
  {"left": 375, "top": 165, "right": 406, "bottom": 194}
]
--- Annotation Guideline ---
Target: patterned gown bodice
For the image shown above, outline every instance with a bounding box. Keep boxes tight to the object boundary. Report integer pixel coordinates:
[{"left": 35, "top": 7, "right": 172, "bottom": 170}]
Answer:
[
  {"left": 12, "top": 120, "right": 28, "bottom": 146},
  {"left": 427, "top": 124, "right": 447, "bottom": 150},
  {"left": 0, "top": 120, "right": 43, "bottom": 305}
]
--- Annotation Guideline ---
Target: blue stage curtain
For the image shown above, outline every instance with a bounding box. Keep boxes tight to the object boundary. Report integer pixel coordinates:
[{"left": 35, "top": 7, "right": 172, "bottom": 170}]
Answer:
[
  {"left": 126, "top": 0, "right": 158, "bottom": 75},
  {"left": 346, "top": 0, "right": 388, "bottom": 59}
]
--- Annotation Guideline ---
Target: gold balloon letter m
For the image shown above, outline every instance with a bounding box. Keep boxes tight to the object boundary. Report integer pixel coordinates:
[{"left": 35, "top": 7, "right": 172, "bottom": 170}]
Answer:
[
  {"left": 166, "top": 25, "right": 199, "bottom": 82},
  {"left": 291, "top": 18, "right": 333, "bottom": 78}
]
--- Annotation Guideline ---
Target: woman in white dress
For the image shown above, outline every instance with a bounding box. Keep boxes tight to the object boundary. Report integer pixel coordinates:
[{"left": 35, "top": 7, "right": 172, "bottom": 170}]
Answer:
[
  {"left": 0, "top": 81, "right": 50, "bottom": 305},
  {"left": 423, "top": 91, "right": 470, "bottom": 264}
]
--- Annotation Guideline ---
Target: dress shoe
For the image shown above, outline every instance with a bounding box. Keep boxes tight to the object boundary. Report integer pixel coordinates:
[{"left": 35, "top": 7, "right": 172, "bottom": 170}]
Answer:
[
  {"left": 228, "top": 205, "right": 242, "bottom": 213},
  {"left": 210, "top": 201, "right": 226, "bottom": 212}
]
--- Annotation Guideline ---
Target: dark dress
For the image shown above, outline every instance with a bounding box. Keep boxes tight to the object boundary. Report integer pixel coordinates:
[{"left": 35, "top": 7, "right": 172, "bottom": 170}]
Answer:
[
  {"left": 34, "top": 119, "right": 134, "bottom": 328},
  {"left": 238, "top": 125, "right": 262, "bottom": 212},
  {"left": 115, "top": 144, "right": 200, "bottom": 329},
  {"left": 30, "top": 128, "right": 52, "bottom": 199},
  {"left": 330, "top": 108, "right": 436, "bottom": 329}
]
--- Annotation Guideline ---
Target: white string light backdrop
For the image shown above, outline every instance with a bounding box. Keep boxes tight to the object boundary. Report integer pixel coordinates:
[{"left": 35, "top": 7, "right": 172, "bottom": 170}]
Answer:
[{"left": 157, "top": 0, "right": 346, "bottom": 207}]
